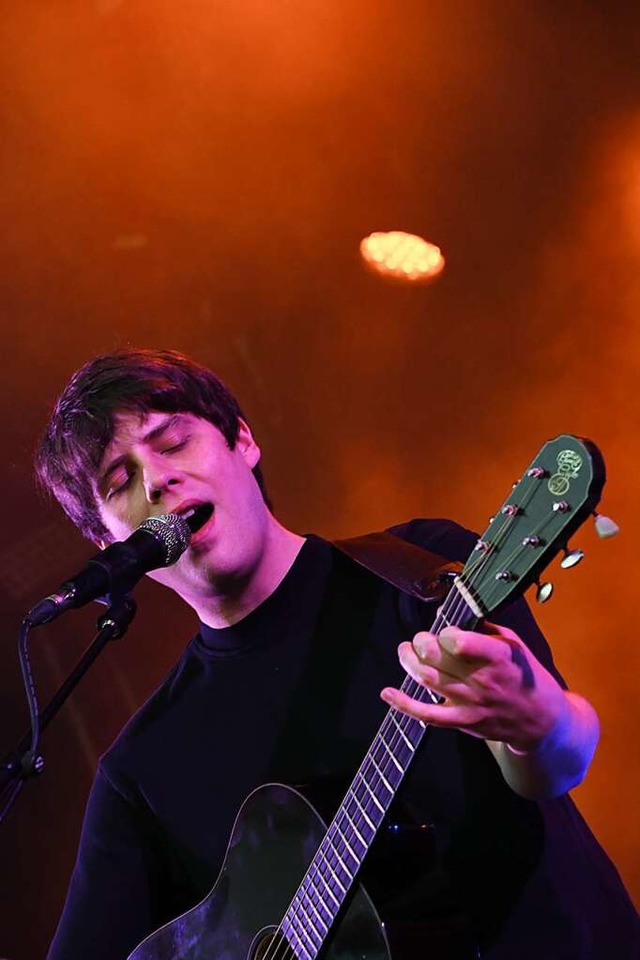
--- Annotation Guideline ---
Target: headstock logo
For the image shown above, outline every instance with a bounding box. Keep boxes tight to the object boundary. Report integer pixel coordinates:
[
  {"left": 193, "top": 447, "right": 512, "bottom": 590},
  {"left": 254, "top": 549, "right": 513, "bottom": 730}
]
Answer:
[{"left": 547, "top": 449, "right": 583, "bottom": 496}]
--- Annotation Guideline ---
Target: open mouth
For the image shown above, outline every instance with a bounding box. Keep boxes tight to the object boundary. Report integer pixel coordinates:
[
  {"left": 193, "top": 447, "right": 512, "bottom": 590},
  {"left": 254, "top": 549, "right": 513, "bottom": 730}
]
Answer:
[{"left": 182, "top": 503, "right": 214, "bottom": 534}]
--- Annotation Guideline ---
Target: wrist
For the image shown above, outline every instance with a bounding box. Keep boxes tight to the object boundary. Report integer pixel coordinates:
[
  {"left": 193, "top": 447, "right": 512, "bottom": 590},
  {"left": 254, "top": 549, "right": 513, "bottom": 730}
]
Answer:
[{"left": 504, "top": 694, "right": 572, "bottom": 758}]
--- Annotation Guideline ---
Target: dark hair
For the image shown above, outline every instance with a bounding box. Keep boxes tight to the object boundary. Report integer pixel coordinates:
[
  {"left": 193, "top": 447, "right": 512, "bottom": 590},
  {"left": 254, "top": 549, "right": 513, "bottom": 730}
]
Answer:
[{"left": 35, "top": 348, "right": 269, "bottom": 543}]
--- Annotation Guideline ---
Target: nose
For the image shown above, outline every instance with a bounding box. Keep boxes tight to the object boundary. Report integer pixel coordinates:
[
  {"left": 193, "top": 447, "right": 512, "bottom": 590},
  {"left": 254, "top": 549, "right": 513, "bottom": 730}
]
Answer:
[{"left": 143, "top": 459, "right": 181, "bottom": 504}]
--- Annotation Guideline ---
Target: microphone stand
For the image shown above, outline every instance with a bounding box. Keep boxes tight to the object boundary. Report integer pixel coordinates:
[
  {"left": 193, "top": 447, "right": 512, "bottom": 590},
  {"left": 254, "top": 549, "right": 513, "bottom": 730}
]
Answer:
[{"left": 0, "top": 592, "right": 137, "bottom": 824}]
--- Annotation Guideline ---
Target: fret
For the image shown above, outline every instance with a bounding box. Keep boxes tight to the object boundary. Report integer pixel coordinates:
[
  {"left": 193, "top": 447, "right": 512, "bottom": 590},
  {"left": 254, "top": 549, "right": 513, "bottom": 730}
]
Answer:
[
  {"left": 313, "top": 865, "right": 342, "bottom": 908},
  {"left": 281, "top": 923, "right": 313, "bottom": 960},
  {"left": 367, "top": 752, "right": 393, "bottom": 793},
  {"left": 402, "top": 676, "right": 439, "bottom": 707},
  {"left": 298, "top": 888, "right": 328, "bottom": 939},
  {"left": 285, "top": 908, "right": 321, "bottom": 952},
  {"left": 292, "top": 871, "right": 339, "bottom": 934},
  {"left": 348, "top": 789, "right": 376, "bottom": 833},
  {"left": 293, "top": 941, "right": 311, "bottom": 960},
  {"left": 332, "top": 822, "right": 359, "bottom": 866},
  {"left": 298, "top": 914, "right": 322, "bottom": 950},
  {"left": 360, "top": 775, "right": 385, "bottom": 814},
  {"left": 387, "top": 710, "right": 416, "bottom": 751},
  {"left": 323, "top": 843, "right": 351, "bottom": 887},
  {"left": 341, "top": 805, "right": 368, "bottom": 849},
  {"left": 377, "top": 731, "right": 405, "bottom": 773}
]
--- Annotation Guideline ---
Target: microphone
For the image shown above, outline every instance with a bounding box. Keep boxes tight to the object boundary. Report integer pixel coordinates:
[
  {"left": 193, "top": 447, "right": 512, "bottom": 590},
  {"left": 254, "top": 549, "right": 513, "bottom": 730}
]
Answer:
[{"left": 26, "top": 513, "right": 194, "bottom": 627}]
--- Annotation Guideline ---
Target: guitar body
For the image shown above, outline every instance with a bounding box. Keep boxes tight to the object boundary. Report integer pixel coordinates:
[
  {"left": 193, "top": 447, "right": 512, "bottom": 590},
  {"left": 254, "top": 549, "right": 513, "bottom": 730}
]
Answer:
[{"left": 128, "top": 783, "right": 391, "bottom": 960}]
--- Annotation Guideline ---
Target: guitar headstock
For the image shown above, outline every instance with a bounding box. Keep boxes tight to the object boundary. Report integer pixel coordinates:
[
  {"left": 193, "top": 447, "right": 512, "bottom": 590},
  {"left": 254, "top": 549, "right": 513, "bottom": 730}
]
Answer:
[{"left": 456, "top": 435, "right": 607, "bottom": 618}]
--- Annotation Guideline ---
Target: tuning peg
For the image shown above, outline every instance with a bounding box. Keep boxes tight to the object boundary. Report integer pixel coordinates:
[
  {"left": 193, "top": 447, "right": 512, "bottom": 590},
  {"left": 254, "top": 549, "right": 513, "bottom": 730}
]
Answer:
[
  {"left": 593, "top": 513, "right": 620, "bottom": 539},
  {"left": 536, "top": 581, "right": 554, "bottom": 603},
  {"left": 560, "top": 547, "right": 584, "bottom": 569}
]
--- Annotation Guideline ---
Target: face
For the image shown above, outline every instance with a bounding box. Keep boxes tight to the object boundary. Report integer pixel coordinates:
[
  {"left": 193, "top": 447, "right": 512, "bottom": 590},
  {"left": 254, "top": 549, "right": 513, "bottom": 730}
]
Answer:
[{"left": 94, "top": 409, "right": 269, "bottom": 597}]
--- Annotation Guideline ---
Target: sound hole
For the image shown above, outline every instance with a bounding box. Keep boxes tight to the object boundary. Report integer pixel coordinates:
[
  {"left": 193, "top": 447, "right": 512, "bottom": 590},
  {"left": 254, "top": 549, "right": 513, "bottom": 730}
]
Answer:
[{"left": 250, "top": 928, "right": 296, "bottom": 960}]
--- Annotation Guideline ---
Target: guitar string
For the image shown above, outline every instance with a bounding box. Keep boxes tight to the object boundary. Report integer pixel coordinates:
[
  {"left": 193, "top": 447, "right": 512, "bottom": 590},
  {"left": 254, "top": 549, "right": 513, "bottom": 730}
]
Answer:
[
  {"left": 266, "top": 483, "right": 553, "bottom": 960},
  {"left": 468, "top": 505, "right": 580, "bottom": 620},
  {"left": 480, "top": 509, "right": 564, "bottom": 611},
  {"left": 457, "top": 475, "right": 559, "bottom": 613},
  {"left": 461, "top": 475, "right": 545, "bottom": 589}
]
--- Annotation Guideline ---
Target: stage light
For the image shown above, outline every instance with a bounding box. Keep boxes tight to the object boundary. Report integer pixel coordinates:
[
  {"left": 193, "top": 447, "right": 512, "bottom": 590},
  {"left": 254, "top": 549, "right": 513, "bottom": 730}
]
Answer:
[{"left": 360, "top": 231, "right": 445, "bottom": 283}]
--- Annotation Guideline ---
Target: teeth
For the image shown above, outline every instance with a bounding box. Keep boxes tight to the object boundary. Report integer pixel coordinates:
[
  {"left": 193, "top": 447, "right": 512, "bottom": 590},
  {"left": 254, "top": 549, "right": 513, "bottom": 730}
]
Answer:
[{"left": 180, "top": 503, "right": 214, "bottom": 533}]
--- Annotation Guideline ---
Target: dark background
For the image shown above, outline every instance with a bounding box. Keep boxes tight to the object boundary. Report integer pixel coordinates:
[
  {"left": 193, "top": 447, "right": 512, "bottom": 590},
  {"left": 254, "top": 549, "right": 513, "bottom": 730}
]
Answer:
[{"left": 1, "top": 3, "right": 638, "bottom": 957}]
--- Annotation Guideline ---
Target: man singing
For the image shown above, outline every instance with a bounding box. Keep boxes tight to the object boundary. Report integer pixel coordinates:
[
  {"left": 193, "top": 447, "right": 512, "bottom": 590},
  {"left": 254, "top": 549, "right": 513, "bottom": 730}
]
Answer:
[{"left": 36, "top": 348, "right": 639, "bottom": 959}]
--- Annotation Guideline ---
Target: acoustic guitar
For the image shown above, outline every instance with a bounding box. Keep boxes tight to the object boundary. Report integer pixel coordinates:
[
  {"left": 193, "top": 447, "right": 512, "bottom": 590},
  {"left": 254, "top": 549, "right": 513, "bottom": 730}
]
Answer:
[{"left": 128, "top": 435, "right": 606, "bottom": 960}]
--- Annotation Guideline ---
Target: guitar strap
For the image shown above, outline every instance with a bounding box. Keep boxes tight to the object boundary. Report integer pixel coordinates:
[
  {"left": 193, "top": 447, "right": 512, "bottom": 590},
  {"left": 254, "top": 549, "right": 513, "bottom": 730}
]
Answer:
[
  {"left": 331, "top": 530, "right": 462, "bottom": 603},
  {"left": 330, "top": 531, "right": 464, "bottom": 640}
]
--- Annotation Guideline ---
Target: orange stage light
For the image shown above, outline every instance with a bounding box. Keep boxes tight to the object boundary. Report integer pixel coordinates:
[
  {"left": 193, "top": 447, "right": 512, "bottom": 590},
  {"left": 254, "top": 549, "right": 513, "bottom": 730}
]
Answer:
[{"left": 360, "top": 231, "right": 445, "bottom": 283}]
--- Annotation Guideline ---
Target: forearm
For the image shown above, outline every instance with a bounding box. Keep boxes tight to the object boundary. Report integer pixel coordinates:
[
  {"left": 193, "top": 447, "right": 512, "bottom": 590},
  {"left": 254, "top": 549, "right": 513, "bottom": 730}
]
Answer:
[{"left": 487, "top": 692, "right": 600, "bottom": 801}]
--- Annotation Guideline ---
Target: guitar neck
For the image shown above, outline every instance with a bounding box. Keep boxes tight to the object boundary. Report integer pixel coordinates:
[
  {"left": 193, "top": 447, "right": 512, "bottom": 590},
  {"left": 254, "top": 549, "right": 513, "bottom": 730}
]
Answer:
[{"left": 279, "top": 588, "right": 479, "bottom": 959}]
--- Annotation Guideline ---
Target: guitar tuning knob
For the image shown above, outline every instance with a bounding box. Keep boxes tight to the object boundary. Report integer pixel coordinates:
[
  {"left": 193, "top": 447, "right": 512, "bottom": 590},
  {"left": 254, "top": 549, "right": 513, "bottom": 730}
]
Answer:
[
  {"left": 593, "top": 513, "right": 620, "bottom": 539},
  {"left": 560, "top": 547, "right": 584, "bottom": 569},
  {"left": 536, "top": 581, "right": 554, "bottom": 603}
]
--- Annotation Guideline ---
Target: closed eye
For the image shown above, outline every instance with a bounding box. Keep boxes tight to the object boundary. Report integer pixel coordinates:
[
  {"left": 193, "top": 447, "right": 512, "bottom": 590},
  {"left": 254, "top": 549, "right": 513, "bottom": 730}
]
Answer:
[
  {"left": 106, "top": 472, "right": 134, "bottom": 499},
  {"left": 159, "top": 435, "right": 190, "bottom": 455}
]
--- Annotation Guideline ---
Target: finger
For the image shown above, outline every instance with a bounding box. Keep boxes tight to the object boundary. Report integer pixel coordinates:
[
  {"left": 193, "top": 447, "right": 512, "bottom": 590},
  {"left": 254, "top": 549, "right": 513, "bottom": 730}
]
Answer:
[
  {"left": 380, "top": 687, "right": 484, "bottom": 730},
  {"left": 399, "top": 642, "right": 472, "bottom": 694},
  {"left": 410, "top": 632, "right": 483, "bottom": 677},
  {"left": 412, "top": 630, "right": 475, "bottom": 665},
  {"left": 398, "top": 658, "right": 480, "bottom": 705},
  {"left": 436, "top": 625, "right": 515, "bottom": 662},
  {"left": 411, "top": 631, "right": 438, "bottom": 662}
]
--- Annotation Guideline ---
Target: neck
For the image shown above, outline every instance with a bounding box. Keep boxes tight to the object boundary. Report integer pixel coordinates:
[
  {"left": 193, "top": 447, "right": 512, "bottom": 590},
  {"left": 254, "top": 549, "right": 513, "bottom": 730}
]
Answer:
[{"left": 180, "top": 520, "right": 306, "bottom": 628}]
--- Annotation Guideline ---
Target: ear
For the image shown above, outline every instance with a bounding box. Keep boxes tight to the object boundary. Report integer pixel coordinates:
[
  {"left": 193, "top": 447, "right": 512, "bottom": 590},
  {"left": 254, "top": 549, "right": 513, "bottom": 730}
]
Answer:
[{"left": 235, "top": 418, "right": 261, "bottom": 469}]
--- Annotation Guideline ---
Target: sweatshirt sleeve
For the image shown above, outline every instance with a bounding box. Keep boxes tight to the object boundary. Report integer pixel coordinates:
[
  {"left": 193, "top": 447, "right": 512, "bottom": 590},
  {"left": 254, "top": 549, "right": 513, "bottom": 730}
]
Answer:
[{"left": 46, "top": 763, "right": 154, "bottom": 960}]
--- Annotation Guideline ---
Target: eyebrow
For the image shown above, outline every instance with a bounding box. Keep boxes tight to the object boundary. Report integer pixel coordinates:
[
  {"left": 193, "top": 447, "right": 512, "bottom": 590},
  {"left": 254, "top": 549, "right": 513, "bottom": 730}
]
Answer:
[{"left": 98, "top": 414, "right": 186, "bottom": 487}]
